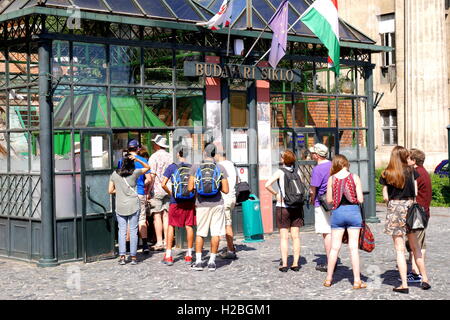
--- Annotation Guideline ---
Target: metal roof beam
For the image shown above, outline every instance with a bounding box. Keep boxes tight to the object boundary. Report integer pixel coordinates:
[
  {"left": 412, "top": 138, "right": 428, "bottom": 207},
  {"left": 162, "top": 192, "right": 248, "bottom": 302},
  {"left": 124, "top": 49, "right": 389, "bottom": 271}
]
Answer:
[{"left": 0, "top": 6, "right": 392, "bottom": 52}]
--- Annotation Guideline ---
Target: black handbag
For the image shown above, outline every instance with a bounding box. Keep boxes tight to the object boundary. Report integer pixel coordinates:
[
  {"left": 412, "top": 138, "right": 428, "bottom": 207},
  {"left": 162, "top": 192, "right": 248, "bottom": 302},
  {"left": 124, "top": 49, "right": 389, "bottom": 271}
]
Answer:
[
  {"left": 406, "top": 203, "right": 429, "bottom": 230},
  {"left": 234, "top": 165, "right": 250, "bottom": 203},
  {"left": 319, "top": 193, "right": 333, "bottom": 212}
]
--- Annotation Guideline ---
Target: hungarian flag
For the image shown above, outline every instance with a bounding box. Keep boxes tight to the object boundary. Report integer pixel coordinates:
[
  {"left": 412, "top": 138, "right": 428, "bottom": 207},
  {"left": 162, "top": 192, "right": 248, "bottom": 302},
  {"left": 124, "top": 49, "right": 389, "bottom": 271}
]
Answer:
[
  {"left": 196, "top": 0, "right": 233, "bottom": 30},
  {"left": 300, "top": 0, "right": 340, "bottom": 74}
]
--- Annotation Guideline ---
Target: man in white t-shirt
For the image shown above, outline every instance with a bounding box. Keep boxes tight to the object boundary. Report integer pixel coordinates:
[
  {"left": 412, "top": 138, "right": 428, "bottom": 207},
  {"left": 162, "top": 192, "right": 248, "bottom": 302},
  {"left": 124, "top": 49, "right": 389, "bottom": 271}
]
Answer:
[
  {"left": 215, "top": 144, "right": 238, "bottom": 259},
  {"left": 147, "top": 134, "right": 172, "bottom": 251}
]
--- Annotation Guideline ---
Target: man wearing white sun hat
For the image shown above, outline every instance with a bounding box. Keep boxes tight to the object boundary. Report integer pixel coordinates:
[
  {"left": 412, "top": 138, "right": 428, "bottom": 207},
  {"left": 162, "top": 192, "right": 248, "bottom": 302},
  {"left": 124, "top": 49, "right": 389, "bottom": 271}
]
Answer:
[{"left": 147, "top": 134, "right": 173, "bottom": 251}]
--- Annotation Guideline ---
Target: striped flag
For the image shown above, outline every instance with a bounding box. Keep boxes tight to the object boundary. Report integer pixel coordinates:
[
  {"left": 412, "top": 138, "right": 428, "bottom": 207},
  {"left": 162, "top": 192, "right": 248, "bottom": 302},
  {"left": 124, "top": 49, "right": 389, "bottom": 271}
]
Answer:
[
  {"left": 196, "top": 0, "right": 233, "bottom": 30},
  {"left": 300, "top": 0, "right": 340, "bottom": 74}
]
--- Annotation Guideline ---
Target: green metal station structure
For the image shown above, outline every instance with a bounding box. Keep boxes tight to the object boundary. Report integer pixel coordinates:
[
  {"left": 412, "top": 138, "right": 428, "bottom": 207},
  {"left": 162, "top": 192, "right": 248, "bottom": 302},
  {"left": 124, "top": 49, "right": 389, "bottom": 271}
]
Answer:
[{"left": 0, "top": 0, "right": 390, "bottom": 266}]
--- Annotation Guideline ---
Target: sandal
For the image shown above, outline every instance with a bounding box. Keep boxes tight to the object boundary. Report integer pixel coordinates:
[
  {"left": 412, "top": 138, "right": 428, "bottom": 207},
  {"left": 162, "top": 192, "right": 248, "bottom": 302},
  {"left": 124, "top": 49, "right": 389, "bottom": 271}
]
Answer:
[
  {"left": 151, "top": 244, "right": 165, "bottom": 251},
  {"left": 353, "top": 281, "right": 367, "bottom": 289},
  {"left": 323, "top": 279, "right": 332, "bottom": 287}
]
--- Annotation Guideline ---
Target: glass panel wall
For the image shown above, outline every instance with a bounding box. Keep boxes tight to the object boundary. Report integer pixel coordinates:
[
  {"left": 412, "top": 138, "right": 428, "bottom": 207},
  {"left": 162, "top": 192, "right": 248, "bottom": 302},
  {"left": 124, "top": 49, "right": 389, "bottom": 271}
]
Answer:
[
  {"left": 73, "top": 43, "right": 106, "bottom": 84},
  {"left": 110, "top": 46, "right": 141, "bottom": 85}
]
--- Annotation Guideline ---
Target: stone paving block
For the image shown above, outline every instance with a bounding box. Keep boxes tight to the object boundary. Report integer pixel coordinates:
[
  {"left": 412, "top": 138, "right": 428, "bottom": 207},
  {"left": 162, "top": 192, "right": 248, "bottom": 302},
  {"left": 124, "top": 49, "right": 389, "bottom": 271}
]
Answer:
[{"left": 0, "top": 206, "right": 449, "bottom": 300}]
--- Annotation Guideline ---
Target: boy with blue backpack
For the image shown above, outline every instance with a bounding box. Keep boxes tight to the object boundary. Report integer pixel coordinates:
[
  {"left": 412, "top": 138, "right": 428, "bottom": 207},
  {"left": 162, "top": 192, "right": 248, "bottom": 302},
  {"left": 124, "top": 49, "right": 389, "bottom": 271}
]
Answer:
[
  {"left": 188, "top": 142, "right": 229, "bottom": 271},
  {"left": 161, "top": 147, "right": 196, "bottom": 266}
]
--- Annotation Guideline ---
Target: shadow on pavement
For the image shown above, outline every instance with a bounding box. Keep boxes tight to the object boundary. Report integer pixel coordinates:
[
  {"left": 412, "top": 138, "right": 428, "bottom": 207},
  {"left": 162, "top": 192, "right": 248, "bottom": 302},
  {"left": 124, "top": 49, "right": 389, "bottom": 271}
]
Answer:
[
  {"left": 234, "top": 244, "right": 257, "bottom": 252},
  {"left": 379, "top": 269, "right": 423, "bottom": 288},
  {"left": 274, "top": 255, "right": 308, "bottom": 267},
  {"left": 327, "top": 265, "right": 370, "bottom": 286},
  {"left": 313, "top": 254, "right": 342, "bottom": 266}
]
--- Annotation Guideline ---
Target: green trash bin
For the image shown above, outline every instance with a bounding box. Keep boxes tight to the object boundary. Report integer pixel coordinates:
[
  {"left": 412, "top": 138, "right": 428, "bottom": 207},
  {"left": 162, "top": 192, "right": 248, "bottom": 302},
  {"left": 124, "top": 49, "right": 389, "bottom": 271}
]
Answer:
[{"left": 242, "top": 194, "right": 265, "bottom": 243}]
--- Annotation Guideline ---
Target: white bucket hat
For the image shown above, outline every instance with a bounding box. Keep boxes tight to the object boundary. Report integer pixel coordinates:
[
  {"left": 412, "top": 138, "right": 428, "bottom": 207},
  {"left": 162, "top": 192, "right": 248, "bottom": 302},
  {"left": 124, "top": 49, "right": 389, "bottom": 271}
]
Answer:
[{"left": 152, "top": 134, "right": 169, "bottom": 149}]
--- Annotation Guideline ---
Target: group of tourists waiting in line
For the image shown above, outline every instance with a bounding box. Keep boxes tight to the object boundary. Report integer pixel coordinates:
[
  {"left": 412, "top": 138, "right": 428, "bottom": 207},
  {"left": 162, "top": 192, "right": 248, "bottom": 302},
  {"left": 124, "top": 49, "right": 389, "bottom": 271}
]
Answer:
[
  {"left": 109, "top": 135, "right": 238, "bottom": 271},
  {"left": 109, "top": 135, "right": 432, "bottom": 293},
  {"left": 265, "top": 144, "right": 432, "bottom": 293}
]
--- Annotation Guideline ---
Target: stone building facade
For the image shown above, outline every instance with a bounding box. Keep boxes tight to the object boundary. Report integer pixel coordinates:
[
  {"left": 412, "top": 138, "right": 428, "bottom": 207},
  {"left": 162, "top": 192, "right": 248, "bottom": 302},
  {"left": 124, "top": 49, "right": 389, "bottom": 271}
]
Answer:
[{"left": 338, "top": 0, "right": 450, "bottom": 170}]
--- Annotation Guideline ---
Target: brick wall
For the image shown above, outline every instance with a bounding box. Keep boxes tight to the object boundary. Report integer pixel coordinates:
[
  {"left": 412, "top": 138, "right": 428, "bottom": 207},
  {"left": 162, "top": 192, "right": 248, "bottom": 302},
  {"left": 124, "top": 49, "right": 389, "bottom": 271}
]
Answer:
[{"left": 271, "top": 95, "right": 365, "bottom": 147}]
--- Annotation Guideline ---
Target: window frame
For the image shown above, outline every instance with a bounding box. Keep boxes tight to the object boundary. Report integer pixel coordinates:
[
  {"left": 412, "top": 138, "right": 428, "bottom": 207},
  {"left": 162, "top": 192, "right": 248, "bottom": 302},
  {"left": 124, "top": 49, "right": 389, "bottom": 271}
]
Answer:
[{"left": 380, "top": 109, "right": 398, "bottom": 146}]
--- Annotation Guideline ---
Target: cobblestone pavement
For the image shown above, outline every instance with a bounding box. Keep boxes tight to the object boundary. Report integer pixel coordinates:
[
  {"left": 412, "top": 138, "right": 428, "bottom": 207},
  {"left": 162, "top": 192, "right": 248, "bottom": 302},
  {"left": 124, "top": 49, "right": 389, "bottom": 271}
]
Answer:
[{"left": 0, "top": 206, "right": 449, "bottom": 300}]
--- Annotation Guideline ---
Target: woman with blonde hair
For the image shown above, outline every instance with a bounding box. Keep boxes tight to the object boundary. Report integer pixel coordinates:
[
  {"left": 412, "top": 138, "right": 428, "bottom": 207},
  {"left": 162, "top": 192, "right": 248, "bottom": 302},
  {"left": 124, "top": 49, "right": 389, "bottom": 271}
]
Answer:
[
  {"left": 380, "top": 146, "right": 430, "bottom": 293},
  {"left": 323, "top": 154, "right": 366, "bottom": 289}
]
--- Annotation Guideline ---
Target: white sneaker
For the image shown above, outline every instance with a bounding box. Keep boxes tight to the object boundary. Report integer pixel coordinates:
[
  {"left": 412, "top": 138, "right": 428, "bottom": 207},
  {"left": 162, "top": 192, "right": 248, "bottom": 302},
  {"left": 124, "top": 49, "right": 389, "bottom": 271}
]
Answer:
[
  {"left": 191, "top": 261, "right": 203, "bottom": 271},
  {"left": 208, "top": 261, "right": 216, "bottom": 271}
]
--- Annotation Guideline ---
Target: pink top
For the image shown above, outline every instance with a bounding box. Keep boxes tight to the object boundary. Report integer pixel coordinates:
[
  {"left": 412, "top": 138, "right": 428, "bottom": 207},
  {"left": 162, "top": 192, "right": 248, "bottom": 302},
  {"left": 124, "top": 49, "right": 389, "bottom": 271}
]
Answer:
[{"left": 331, "top": 174, "right": 358, "bottom": 210}]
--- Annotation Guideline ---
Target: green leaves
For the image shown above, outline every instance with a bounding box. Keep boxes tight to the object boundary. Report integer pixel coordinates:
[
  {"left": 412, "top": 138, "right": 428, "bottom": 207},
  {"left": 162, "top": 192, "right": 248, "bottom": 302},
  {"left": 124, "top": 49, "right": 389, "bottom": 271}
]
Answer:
[{"left": 375, "top": 168, "right": 450, "bottom": 207}]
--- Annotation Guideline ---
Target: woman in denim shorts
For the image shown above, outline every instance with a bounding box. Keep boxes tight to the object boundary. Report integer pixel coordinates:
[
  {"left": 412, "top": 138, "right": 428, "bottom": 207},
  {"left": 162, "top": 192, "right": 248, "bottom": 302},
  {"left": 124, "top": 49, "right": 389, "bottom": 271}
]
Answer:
[{"left": 323, "top": 155, "right": 366, "bottom": 289}]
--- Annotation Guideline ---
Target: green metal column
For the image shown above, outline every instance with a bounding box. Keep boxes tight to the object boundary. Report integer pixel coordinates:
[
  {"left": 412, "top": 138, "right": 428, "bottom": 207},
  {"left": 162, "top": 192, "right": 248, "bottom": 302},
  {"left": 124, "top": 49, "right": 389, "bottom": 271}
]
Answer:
[
  {"left": 364, "top": 65, "right": 380, "bottom": 223},
  {"left": 37, "top": 40, "right": 59, "bottom": 267}
]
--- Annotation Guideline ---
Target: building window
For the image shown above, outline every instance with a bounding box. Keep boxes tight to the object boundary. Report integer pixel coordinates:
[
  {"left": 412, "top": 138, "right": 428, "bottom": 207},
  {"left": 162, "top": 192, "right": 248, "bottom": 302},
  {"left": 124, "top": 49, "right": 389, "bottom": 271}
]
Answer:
[
  {"left": 379, "top": 13, "right": 395, "bottom": 68},
  {"left": 380, "top": 110, "right": 397, "bottom": 145},
  {"left": 381, "top": 32, "right": 395, "bottom": 67}
]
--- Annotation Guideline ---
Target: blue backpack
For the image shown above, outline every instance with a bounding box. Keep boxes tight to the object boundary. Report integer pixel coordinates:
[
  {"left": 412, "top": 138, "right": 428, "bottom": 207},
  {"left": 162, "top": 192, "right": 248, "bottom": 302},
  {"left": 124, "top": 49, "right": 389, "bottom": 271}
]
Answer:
[
  {"left": 171, "top": 164, "right": 195, "bottom": 200},
  {"left": 195, "top": 162, "right": 222, "bottom": 197}
]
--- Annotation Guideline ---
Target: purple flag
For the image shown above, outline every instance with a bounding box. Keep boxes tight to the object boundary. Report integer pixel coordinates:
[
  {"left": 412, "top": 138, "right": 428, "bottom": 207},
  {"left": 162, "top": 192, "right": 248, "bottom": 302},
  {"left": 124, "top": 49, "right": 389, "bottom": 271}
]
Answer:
[{"left": 268, "top": 0, "right": 289, "bottom": 68}]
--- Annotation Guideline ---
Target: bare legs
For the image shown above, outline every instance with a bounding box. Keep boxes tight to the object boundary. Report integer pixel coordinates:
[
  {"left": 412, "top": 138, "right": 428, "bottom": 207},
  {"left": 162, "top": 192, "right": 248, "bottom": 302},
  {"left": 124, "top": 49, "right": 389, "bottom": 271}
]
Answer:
[
  {"left": 322, "top": 233, "right": 332, "bottom": 260},
  {"left": 393, "top": 233, "right": 429, "bottom": 289},
  {"left": 138, "top": 222, "right": 147, "bottom": 241},
  {"left": 195, "top": 235, "right": 219, "bottom": 255},
  {"left": 153, "top": 210, "right": 169, "bottom": 246},
  {"left": 225, "top": 225, "right": 235, "bottom": 251},
  {"left": 411, "top": 249, "right": 426, "bottom": 275},
  {"left": 393, "top": 235, "right": 409, "bottom": 289},
  {"left": 326, "top": 229, "right": 362, "bottom": 286},
  {"left": 186, "top": 226, "right": 194, "bottom": 250},
  {"left": 347, "top": 229, "right": 362, "bottom": 284},
  {"left": 406, "top": 232, "right": 429, "bottom": 283},
  {"left": 166, "top": 225, "right": 194, "bottom": 251},
  {"left": 279, "top": 228, "right": 289, "bottom": 268},
  {"left": 326, "top": 229, "right": 344, "bottom": 282},
  {"left": 166, "top": 225, "right": 175, "bottom": 251},
  {"left": 291, "top": 227, "right": 301, "bottom": 267},
  {"left": 279, "top": 227, "right": 301, "bottom": 268}
]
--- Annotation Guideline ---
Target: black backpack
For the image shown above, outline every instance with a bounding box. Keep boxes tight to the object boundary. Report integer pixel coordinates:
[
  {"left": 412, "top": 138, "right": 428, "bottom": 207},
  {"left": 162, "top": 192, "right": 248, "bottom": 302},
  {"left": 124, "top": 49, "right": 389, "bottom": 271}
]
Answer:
[{"left": 278, "top": 167, "right": 305, "bottom": 207}]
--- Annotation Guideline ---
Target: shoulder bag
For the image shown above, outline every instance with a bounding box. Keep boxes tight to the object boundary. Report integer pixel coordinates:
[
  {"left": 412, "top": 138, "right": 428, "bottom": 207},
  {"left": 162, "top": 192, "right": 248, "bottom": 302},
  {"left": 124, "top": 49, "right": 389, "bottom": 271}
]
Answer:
[
  {"left": 405, "top": 171, "right": 429, "bottom": 231},
  {"left": 122, "top": 176, "right": 138, "bottom": 196},
  {"left": 342, "top": 203, "right": 375, "bottom": 253},
  {"left": 234, "top": 164, "right": 251, "bottom": 203}
]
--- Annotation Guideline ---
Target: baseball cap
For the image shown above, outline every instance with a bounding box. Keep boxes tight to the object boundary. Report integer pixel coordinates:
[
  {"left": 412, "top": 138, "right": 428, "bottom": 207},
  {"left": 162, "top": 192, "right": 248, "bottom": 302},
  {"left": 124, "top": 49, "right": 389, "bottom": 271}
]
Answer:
[
  {"left": 309, "top": 143, "right": 328, "bottom": 158},
  {"left": 128, "top": 139, "right": 139, "bottom": 148}
]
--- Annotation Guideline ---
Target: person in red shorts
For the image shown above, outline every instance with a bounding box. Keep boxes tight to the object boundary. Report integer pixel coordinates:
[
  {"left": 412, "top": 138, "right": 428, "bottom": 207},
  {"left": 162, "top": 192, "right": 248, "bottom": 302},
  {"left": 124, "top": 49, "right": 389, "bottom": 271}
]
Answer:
[{"left": 161, "top": 147, "right": 196, "bottom": 266}]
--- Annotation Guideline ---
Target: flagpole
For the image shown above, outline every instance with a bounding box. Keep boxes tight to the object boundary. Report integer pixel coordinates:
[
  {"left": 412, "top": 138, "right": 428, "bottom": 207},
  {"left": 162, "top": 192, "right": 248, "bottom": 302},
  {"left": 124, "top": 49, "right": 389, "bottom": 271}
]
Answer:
[
  {"left": 226, "top": 21, "right": 232, "bottom": 56},
  {"left": 243, "top": 0, "right": 291, "bottom": 62},
  {"left": 253, "top": 14, "right": 304, "bottom": 66},
  {"left": 242, "top": 25, "right": 270, "bottom": 61}
]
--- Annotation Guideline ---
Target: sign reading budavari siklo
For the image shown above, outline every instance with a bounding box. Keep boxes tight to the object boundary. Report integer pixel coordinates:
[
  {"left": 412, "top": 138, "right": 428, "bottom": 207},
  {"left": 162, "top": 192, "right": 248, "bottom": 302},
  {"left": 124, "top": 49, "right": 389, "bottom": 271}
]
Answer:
[{"left": 184, "top": 61, "right": 301, "bottom": 82}]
